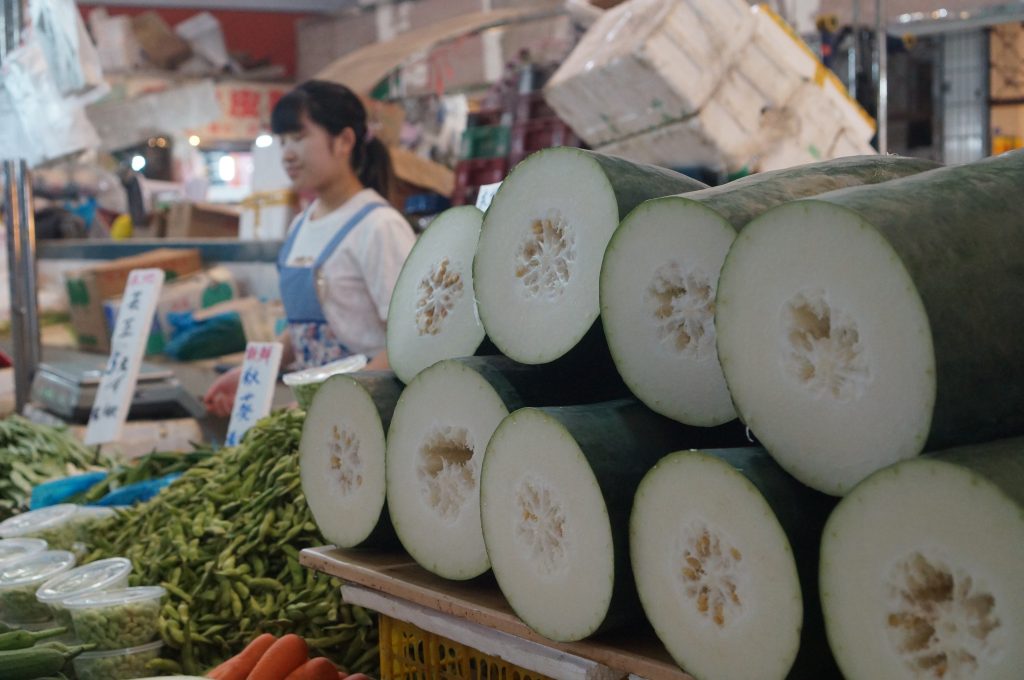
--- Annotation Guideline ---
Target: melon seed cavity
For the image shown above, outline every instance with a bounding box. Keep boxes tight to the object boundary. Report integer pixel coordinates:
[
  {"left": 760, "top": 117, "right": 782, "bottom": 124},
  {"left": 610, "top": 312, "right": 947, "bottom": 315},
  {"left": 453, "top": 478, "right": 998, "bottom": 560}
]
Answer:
[
  {"left": 416, "top": 257, "right": 464, "bottom": 336},
  {"left": 677, "top": 522, "right": 744, "bottom": 628},
  {"left": 514, "top": 212, "right": 576, "bottom": 300},
  {"left": 417, "top": 426, "right": 477, "bottom": 522},
  {"left": 885, "top": 552, "right": 1002, "bottom": 680},
  {"left": 328, "top": 424, "right": 363, "bottom": 496},
  {"left": 647, "top": 261, "right": 716, "bottom": 360},
  {"left": 514, "top": 476, "right": 569, "bottom": 576},
  {"left": 781, "top": 289, "right": 869, "bottom": 401}
]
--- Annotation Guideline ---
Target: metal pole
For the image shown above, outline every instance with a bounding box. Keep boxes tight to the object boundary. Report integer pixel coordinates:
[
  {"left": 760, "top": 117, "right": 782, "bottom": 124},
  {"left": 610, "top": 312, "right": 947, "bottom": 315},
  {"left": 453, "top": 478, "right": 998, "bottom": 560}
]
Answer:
[
  {"left": 875, "top": 0, "right": 888, "bottom": 153},
  {"left": 2, "top": 0, "right": 40, "bottom": 412},
  {"left": 849, "top": 0, "right": 860, "bottom": 100},
  {"left": 4, "top": 161, "right": 40, "bottom": 412}
]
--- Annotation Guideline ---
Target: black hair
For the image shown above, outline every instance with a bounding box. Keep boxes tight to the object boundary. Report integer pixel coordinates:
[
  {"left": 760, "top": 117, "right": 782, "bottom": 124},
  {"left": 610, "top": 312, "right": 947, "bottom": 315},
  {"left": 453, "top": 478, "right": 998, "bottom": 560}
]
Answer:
[{"left": 271, "top": 80, "right": 393, "bottom": 197}]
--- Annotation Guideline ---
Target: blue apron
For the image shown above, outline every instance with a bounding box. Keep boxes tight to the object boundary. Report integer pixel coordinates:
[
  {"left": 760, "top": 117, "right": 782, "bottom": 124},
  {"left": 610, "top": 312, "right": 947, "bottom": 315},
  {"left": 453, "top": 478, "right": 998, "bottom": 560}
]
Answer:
[{"left": 277, "top": 201, "right": 386, "bottom": 369}]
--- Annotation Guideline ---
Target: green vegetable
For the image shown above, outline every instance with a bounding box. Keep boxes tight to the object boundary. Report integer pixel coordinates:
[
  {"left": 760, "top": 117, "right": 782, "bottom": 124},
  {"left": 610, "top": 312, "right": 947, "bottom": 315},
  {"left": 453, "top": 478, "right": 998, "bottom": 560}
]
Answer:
[
  {"left": 85, "top": 411, "right": 378, "bottom": 674},
  {"left": 0, "top": 416, "right": 97, "bottom": 520},
  {"left": 71, "top": 449, "right": 214, "bottom": 505},
  {"left": 0, "top": 626, "right": 67, "bottom": 650},
  {"left": 0, "top": 642, "right": 90, "bottom": 680},
  {"left": 73, "top": 643, "right": 161, "bottom": 680},
  {"left": 0, "top": 583, "right": 54, "bottom": 622},
  {"left": 73, "top": 598, "right": 161, "bottom": 650}
]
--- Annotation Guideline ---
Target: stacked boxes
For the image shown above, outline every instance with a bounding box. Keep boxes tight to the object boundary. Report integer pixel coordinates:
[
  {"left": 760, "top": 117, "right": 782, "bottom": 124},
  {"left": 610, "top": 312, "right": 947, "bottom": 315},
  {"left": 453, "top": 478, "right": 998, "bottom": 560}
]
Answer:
[{"left": 546, "top": 0, "right": 876, "bottom": 173}]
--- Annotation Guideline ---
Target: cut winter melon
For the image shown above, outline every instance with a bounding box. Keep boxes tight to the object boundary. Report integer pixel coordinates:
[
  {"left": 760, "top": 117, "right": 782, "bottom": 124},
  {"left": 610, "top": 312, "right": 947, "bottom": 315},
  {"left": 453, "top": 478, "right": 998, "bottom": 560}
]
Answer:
[
  {"left": 300, "top": 372, "right": 403, "bottom": 548},
  {"left": 474, "top": 148, "right": 705, "bottom": 365},
  {"left": 715, "top": 149, "right": 1024, "bottom": 495},
  {"left": 387, "top": 206, "right": 488, "bottom": 384},
  {"left": 480, "top": 400, "right": 747, "bottom": 642},
  {"left": 631, "top": 448, "right": 836, "bottom": 680},
  {"left": 601, "top": 155, "right": 940, "bottom": 427},
  {"left": 385, "top": 356, "right": 633, "bottom": 580},
  {"left": 820, "top": 437, "right": 1024, "bottom": 680}
]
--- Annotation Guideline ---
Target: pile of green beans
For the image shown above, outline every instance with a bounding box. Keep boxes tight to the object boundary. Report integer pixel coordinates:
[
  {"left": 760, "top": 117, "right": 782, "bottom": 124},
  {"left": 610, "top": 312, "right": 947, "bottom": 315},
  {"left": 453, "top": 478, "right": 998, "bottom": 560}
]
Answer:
[{"left": 84, "top": 411, "right": 378, "bottom": 676}]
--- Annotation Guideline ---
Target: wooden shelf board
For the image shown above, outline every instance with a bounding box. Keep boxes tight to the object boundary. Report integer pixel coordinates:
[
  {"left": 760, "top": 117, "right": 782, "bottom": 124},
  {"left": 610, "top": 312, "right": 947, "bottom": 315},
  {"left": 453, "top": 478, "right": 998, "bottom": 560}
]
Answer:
[{"left": 301, "top": 545, "right": 693, "bottom": 680}]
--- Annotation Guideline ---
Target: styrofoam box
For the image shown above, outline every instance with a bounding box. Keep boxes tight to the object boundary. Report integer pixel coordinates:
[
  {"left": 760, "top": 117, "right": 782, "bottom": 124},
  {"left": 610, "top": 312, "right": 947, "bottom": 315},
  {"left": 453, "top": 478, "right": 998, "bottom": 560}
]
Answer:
[
  {"left": 594, "top": 57, "right": 801, "bottom": 173},
  {"left": 755, "top": 81, "right": 851, "bottom": 172},
  {"left": 544, "top": 0, "right": 754, "bottom": 147}
]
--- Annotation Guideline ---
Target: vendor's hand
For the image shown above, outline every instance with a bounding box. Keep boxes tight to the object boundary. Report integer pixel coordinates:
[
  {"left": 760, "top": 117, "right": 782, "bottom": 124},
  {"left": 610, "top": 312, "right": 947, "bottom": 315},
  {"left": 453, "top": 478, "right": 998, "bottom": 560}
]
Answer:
[{"left": 203, "top": 365, "right": 242, "bottom": 418}]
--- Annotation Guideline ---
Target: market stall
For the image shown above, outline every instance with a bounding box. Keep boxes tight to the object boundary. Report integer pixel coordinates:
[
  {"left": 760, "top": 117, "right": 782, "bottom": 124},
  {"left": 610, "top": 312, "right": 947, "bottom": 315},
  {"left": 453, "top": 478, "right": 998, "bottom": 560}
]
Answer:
[{"left": 2, "top": 1, "right": 1023, "bottom": 679}]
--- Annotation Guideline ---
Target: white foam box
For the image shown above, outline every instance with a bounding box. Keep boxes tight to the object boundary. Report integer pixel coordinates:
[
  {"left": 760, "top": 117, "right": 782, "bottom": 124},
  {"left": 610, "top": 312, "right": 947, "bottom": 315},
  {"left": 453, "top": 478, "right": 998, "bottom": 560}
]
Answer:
[
  {"left": 594, "top": 57, "right": 799, "bottom": 172},
  {"left": 543, "top": 0, "right": 754, "bottom": 147},
  {"left": 755, "top": 81, "right": 850, "bottom": 171}
]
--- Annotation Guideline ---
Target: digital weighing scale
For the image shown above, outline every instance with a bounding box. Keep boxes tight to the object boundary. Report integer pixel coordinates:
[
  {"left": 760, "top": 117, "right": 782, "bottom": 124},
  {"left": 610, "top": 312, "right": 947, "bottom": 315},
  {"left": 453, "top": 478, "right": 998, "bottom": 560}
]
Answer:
[{"left": 30, "top": 357, "right": 206, "bottom": 424}]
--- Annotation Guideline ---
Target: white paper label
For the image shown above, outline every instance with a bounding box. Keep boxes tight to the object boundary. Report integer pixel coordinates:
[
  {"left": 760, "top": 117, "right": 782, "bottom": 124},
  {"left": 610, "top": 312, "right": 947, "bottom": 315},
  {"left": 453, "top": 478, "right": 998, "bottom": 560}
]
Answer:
[
  {"left": 225, "top": 341, "right": 283, "bottom": 447},
  {"left": 475, "top": 181, "right": 502, "bottom": 211},
  {"left": 84, "top": 268, "right": 165, "bottom": 446}
]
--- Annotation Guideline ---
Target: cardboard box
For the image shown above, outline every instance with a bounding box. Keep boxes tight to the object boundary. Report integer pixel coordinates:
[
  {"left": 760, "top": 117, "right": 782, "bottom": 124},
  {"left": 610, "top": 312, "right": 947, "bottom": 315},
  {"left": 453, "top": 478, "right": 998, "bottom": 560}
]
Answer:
[
  {"left": 103, "top": 266, "right": 238, "bottom": 355},
  {"left": 166, "top": 202, "right": 240, "bottom": 239},
  {"left": 132, "top": 11, "right": 192, "bottom": 69},
  {"left": 64, "top": 248, "right": 202, "bottom": 353}
]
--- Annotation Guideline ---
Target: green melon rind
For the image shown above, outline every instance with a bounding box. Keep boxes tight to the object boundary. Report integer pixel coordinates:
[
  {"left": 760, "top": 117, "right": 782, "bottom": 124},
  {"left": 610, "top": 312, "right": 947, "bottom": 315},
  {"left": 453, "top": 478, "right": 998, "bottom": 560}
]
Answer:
[
  {"left": 601, "top": 155, "right": 941, "bottom": 427},
  {"left": 481, "top": 400, "right": 749, "bottom": 641}
]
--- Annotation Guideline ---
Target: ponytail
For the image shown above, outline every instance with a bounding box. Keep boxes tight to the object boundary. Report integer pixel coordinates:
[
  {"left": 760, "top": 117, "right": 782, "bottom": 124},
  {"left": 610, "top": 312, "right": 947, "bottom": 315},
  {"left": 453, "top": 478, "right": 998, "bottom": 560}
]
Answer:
[
  {"left": 271, "top": 79, "right": 393, "bottom": 197},
  {"left": 353, "top": 136, "right": 393, "bottom": 198}
]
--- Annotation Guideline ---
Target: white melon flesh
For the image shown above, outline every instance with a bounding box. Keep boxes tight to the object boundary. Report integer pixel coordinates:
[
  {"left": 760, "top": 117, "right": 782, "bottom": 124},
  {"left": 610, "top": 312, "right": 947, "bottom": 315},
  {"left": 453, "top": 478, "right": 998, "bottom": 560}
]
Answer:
[
  {"left": 473, "top": 148, "right": 703, "bottom": 365},
  {"left": 300, "top": 375, "right": 389, "bottom": 548},
  {"left": 601, "top": 198, "right": 736, "bottom": 426},
  {"left": 387, "top": 207, "right": 486, "bottom": 384},
  {"left": 630, "top": 451, "right": 802, "bottom": 680},
  {"left": 474, "top": 152, "right": 616, "bottom": 364},
  {"left": 480, "top": 408, "right": 614, "bottom": 642},
  {"left": 821, "top": 454, "right": 1024, "bottom": 680},
  {"left": 715, "top": 201, "right": 934, "bottom": 495},
  {"left": 385, "top": 361, "right": 510, "bottom": 579}
]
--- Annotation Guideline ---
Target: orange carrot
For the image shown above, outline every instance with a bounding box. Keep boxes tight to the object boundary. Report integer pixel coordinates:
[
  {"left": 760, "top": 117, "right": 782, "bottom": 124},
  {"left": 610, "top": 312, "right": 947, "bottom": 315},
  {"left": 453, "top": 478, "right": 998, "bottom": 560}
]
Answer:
[
  {"left": 283, "top": 657, "right": 339, "bottom": 680},
  {"left": 246, "top": 633, "right": 309, "bottom": 680},
  {"left": 206, "top": 633, "right": 276, "bottom": 680}
]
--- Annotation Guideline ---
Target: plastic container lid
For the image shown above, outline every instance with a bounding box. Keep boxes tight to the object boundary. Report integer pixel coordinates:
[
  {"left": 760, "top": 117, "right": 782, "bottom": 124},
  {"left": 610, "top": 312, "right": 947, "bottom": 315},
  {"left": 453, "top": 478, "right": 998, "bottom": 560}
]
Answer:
[
  {"left": 75, "top": 638, "right": 163, "bottom": 660},
  {"left": 36, "top": 558, "right": 133, "bottom": 604},
  {"left": 282, "top": 355, "right": 368, "bottom": 386},
  {"left": 0, "top": 504, "right": 78, "bottom": 539},
  {"left": 0, "top": 539, "right": 48, "bottom": 564},
  {"left": 64, "top": 585, "right": 166, "bottom": 610},
  {"left": 0, "top": 550, "right": 76, "bottom": 589}
]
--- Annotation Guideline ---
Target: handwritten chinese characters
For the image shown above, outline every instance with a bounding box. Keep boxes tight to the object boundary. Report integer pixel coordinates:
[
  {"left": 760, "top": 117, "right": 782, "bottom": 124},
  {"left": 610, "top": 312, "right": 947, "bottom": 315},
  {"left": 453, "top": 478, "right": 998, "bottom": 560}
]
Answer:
[
  {"left": 226, "top": 342, "right": 283, "bottom": 447},
  {"left": 84, "top": 269, "right": 165, "bottom": 445}
]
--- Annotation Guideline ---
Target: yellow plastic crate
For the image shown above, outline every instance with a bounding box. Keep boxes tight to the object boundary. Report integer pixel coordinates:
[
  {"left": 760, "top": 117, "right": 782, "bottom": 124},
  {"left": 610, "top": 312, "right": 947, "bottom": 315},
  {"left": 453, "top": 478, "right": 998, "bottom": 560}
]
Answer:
[{"left": 379, "top": 614, "right": 553, "bottom": 680}]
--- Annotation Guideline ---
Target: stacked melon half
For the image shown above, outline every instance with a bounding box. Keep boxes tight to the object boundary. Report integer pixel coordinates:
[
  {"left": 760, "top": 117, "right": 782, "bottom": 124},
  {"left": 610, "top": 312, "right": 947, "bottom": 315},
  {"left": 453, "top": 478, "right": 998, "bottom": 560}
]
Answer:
[{"left": 298, "top": 147, "right": 1024, "bottom": 680}]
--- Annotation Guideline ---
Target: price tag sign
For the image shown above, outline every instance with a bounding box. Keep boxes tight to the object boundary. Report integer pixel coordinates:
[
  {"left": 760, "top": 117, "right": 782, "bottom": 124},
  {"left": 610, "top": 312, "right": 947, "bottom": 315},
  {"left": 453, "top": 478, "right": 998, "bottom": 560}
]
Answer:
[
  {"left": 225, "top": 341, "right": 284, "bottom": 447},
  {"left": 475, "top": 181, "right": 502, "bottom": 212},
  {"left": 84, "top": 269, "right": 165, "bottom": 446}
]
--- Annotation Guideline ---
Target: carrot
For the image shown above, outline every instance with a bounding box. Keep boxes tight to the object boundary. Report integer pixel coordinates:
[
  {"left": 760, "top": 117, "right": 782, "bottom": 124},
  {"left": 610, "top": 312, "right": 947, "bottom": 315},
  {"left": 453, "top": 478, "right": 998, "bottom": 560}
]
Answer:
[
  {"left": 283, "top": 656, "right": 339, "bottom": 680},
  {"left": 246, "top": 633, "right": 309, "bottom": 680},
  {"left": 206, "top": 633, "right": 276, "bottom": 680}
]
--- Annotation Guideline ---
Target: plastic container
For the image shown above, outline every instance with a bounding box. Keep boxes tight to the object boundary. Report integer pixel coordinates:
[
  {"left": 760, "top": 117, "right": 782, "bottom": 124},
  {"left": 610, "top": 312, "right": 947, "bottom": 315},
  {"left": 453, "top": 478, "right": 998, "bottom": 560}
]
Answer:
[
  {"left": 282, "top": 354, "right": 369, "bottom": 410},
  {"left": 0, "top": 550, "right": 76, "bottom": 623},
  {"left": 66, "top": 585, "right": 165, "bottom": 650},
  {"left": 36, "top": 557, "right": 133, "bottom": 629},
  {"left": 73, "top": 640, "right": 164, "bottom": 680},
  {"left": 0, "top": 504, "right": 80, "bottom": 551},
  {"left": 0, "top": 538, "right": 48, "bottom": 565}
]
